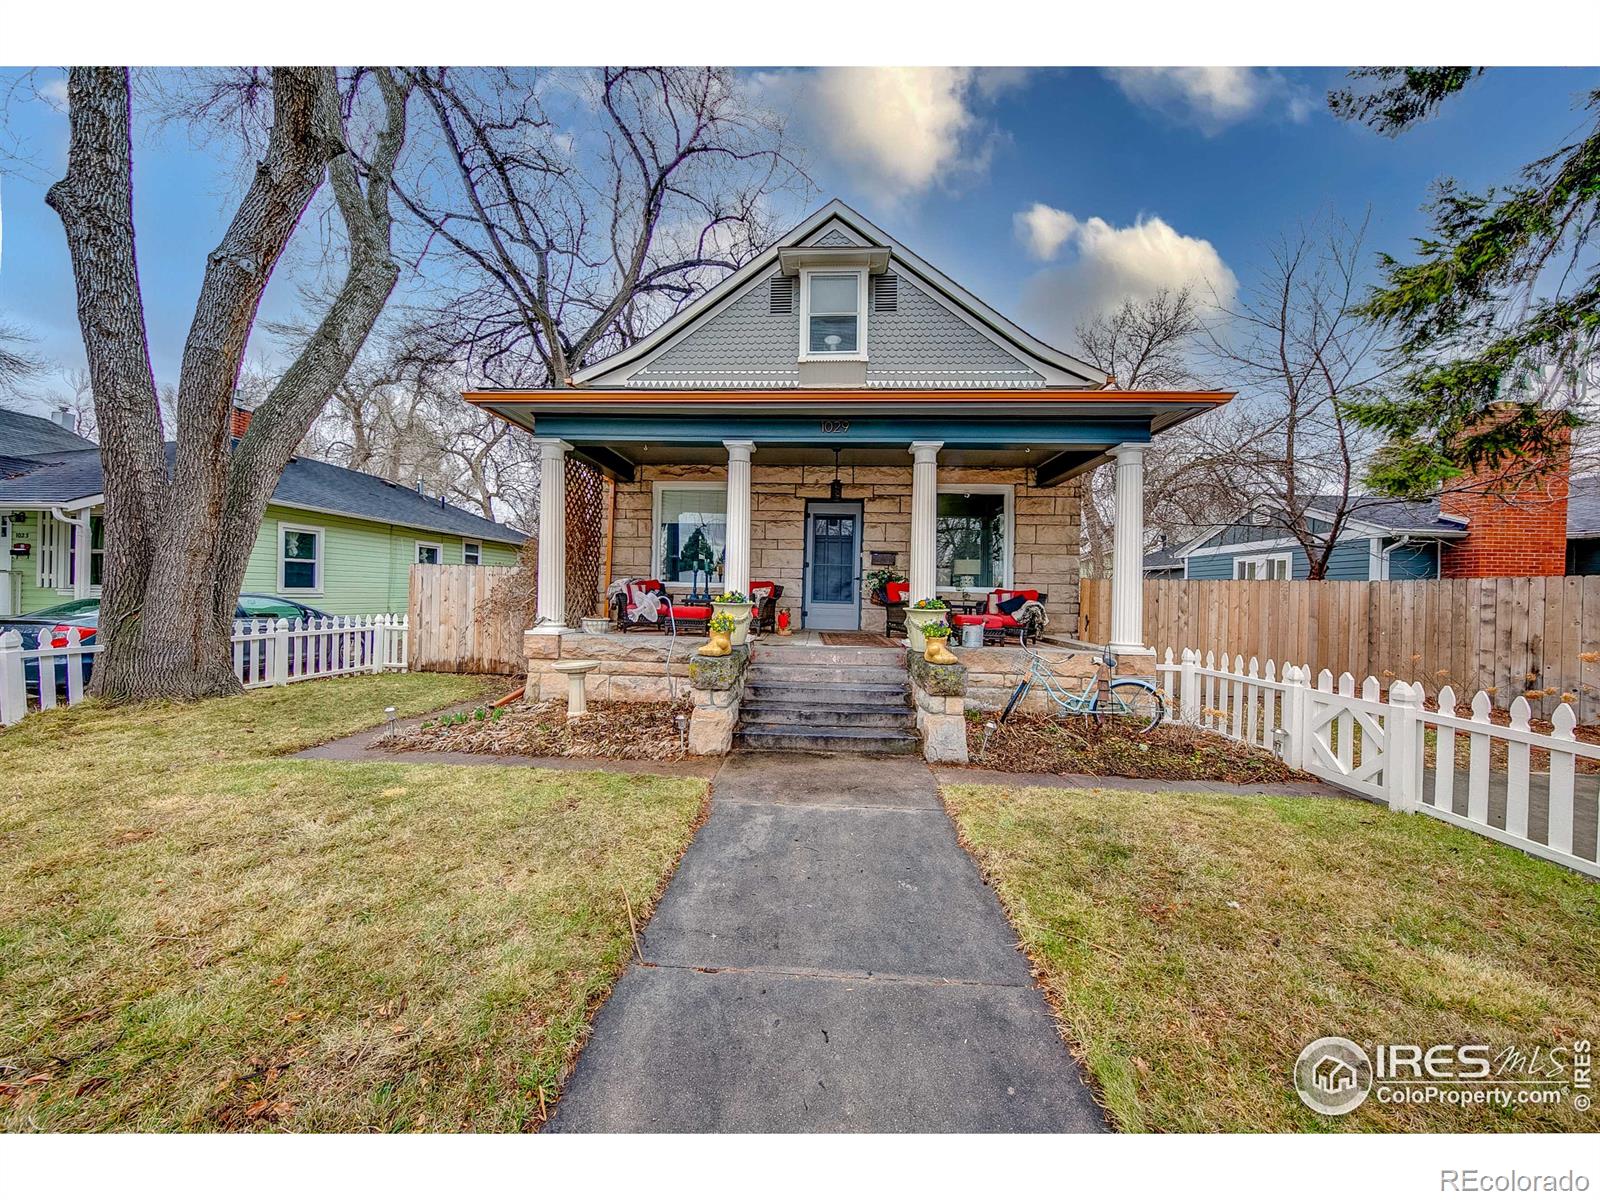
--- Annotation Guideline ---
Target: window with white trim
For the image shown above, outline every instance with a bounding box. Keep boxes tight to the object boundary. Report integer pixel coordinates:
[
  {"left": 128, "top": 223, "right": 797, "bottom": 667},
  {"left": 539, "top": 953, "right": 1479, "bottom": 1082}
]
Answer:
[
  {"left": 802, "top": 270, "right": 865, "bottom": 357},
  {"left": 935, "top": 485, "right": 1012, "bottom": 591},
  {"left": 653, "top": 483, "right": 726, "bottom": 586},
  {"left": 463, "top": 541, "right": 482, "bottom": 566},
  {"left": 416, "top": 542, "right": 443, "bottom": 566},
  {"left": 279, "top": 523, "right": 324, "bottom": 592},
  {"left": 1234, "top": 552, "right": 1292, "bottom": 580}
]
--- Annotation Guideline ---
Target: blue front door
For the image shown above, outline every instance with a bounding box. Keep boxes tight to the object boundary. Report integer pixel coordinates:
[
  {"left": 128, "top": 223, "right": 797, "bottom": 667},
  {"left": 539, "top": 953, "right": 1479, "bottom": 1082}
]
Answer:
[{"left": 803, "top": 501, "right": 862, "bottom": 630}]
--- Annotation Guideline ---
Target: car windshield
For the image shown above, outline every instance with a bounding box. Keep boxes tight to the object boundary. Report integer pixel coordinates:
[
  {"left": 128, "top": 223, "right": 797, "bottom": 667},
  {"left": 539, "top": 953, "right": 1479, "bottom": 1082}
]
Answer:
[
  {"left": 17, "top": 599, "right": 100, "bottom": 623},
  {"left": 237, "top": 594, "right": 321, "bottom": 620}
]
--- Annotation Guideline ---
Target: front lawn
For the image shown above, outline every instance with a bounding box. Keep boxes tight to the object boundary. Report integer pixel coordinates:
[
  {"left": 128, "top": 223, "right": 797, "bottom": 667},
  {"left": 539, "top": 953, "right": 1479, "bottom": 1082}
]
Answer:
[
  {"left": 0, "top": 676, "right": 707, "bottom": 1131},
  {"left": 942, "top": 782, "right": 1600, "bottom": 1132}
]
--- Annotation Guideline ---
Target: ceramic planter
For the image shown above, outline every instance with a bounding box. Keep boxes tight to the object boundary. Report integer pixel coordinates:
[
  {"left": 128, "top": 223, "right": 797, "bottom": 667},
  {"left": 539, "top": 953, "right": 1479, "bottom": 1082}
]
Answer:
[
  {"left": 712, "top": 601, "right": 754, "bottom": 645},
  {"left": 904, "top": 606, "right": 948, "bottom": 652},
  {"left": 698, "top": 628, "right": 732, "bottom": 657},
  {"left": 923, "top": 635, "right": 958, "bottom": 665}
]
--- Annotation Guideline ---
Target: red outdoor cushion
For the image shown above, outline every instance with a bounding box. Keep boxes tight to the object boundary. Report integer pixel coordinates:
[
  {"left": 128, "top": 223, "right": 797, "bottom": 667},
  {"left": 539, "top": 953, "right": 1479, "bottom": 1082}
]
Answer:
[
  {"left": 885, "top": 581, "right": 909, "bottom": 603},
  {"left": 667, "top": 604, "right": 713, "bottom": 621},
  {"left": 986, "top": 588, "right": 1040, "bottom": 613},
  {"left": 750, "top": 580, "right": 778, "bottom": 601},
  {"left": 952, "top": 613, "right": 1005, "bottom": 629}
]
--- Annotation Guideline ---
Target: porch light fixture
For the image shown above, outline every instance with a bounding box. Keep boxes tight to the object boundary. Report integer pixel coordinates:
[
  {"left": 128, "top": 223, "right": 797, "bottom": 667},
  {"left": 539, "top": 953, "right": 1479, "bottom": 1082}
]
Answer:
[{"left": 828, "top": 447, "right": 844, "bottom": 502}]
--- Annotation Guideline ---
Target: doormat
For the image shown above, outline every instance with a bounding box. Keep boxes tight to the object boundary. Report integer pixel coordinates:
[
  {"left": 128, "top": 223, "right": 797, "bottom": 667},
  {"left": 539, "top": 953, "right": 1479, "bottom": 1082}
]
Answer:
[{"left": 819, "top": 632, "right": 899, "bottom": 647}]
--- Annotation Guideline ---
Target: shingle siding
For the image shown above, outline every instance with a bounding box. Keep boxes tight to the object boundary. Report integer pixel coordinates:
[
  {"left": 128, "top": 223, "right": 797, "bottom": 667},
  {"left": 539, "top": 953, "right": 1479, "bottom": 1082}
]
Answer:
[{"left": 865, "top": 273, "right": 1043, "bottom": 387}]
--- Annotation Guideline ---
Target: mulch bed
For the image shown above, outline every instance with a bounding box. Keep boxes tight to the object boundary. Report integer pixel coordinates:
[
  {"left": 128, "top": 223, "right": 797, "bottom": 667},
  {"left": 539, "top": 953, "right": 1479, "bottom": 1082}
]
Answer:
[
  {"left": 961, "top": 711, "right": 1311, "bottom": 783},
  {"left": 375, "top": 698, "right": 696, "bottom": 761}
]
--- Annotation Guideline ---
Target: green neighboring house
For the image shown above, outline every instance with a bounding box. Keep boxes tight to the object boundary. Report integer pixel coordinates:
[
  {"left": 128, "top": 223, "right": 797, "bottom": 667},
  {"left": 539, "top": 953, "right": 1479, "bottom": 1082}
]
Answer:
[{"left": 0, "top": 406, "right": 525, "bottom": 617}]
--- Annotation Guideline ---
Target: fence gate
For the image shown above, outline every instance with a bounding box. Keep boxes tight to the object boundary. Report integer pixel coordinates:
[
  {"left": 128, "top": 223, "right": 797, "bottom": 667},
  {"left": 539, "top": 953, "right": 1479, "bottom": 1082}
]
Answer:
[{"left": 1298, "top": 671, "right": 1390, "bottom": 801}]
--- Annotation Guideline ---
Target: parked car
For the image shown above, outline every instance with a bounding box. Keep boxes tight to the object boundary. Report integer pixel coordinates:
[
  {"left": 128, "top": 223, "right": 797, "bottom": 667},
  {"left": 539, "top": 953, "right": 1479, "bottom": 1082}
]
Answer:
[{"left": 2, "top": 594, "right": 332, "bottom": 693}]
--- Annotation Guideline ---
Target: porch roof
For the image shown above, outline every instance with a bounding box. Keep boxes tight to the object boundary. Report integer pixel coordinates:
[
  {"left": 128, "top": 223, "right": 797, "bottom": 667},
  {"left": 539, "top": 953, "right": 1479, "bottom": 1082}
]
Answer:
[{"left": 466, "top": 387, "right": 1231, "bottom": 486}]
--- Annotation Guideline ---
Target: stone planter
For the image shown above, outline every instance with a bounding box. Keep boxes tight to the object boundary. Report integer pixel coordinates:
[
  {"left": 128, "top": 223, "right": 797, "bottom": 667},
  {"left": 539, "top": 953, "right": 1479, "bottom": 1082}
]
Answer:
[
  {"left": 580, "top": 617, "right": 611, "bottom": 635},
  {"left": 904, "top": 606, "right": 949, "bottom": 653},
  {"left": 712, "top": 601, "right": 754, "bottom": 646}
]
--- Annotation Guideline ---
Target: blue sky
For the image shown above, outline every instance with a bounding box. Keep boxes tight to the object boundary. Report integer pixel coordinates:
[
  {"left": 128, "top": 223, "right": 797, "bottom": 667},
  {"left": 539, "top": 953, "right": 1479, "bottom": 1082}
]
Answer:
[{"left": 1, "top": 66, "right": 1595, "bottom": 410}]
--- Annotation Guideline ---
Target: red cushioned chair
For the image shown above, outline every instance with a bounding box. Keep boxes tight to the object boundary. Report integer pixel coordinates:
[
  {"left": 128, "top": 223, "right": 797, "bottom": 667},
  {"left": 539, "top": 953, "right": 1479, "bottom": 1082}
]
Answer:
[
  {"left": 870, "top": 580, "right": 910, "bottom": 636},
  {"left": 951, "top": 588, "right": 1048, "bottom": 645},
  {"left": 611, "top": 578, "right": 713, "bottom": 634},
  {"left": 749, "top": 580, "right": 785, "bottom": 635}
]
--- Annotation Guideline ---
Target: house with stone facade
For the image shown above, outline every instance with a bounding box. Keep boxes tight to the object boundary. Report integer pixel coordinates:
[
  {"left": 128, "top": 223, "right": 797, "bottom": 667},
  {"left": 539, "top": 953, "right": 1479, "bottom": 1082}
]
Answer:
[{"left": 467, "top": 200, "right": 1231, "bottom": 757}]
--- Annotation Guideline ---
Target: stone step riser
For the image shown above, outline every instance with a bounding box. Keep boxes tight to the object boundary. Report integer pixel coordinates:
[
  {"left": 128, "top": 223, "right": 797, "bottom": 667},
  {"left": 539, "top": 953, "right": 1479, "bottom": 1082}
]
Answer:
[
  {"left": 751, "top": 646, "right": 904, "bottom": 666},
  {"left": 741, "top": 705, "right": 915, "bottom": 729},
  {"left": 744, "top": 683, "right": 909, "bottom": 707},
  {"left": 747, "top": 665, "right": 908, "bottom": 685},
  {"left": 735, "top": 726, "right": 921, "bottom": 755}
]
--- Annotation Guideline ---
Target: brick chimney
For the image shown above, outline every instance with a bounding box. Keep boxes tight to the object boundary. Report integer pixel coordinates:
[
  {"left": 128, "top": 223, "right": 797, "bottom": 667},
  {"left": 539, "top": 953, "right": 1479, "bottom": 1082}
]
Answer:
[
  {"left": 1440, "top": 409, "right": 1571, "bottom": 578},
  {"left": 229, "top": 404, "right": 254, "bottom": 438}
]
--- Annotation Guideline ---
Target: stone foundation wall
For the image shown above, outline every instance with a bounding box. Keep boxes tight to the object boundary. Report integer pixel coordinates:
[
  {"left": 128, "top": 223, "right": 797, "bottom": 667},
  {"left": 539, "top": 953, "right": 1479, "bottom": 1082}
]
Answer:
[
  {"left": 954, "top": 645, "right": 1158, "bottom": 713},
  {"left": 525, "top": 630, "right": 696, "bottom": 704},
  {"left": 611, "top": 463, "right": 1082, "bottom": 633}
]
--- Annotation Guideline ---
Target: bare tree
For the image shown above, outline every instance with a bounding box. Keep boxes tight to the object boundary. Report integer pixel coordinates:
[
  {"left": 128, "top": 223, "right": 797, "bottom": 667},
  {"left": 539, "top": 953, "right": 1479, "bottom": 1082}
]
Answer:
[
  {"left": 1074, "top": 288, "right": 1237, "bottom": 575},
  {"left": 0, "top": 317, "right": 44, "bottom": 399},
  {"left": 1200, "top": 215, "right": 1391, "bottom": 579},
  {"left": 390, "top": 67, "right": 801, "bottom": 385},
  {"left": 47, "top": 67, "right": 410, "bottom": 701}
]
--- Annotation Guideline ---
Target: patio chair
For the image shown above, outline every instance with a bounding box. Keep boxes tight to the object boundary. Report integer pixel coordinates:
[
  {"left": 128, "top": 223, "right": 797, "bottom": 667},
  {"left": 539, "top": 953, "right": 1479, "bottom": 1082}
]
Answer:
[
  {"left": 869, "top": 580, "right": 910, "bottom": 636},
  {"left": 610, "top": 578, "right": 713, "bottom": 635},
  {"left": 949, "top": 587, "right": 1048, "bottom": 645},
  {"left": 749, "top": 580, "right": 784, "bottom": 635}
]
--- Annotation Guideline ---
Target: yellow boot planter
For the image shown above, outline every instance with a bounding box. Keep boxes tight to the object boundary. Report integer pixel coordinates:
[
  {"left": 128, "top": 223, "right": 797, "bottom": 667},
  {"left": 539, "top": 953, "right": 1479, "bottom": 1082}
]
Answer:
[
  {"left": 921, "top": 621, "right": 958, "bottom": 665},
  {"left": 699, "top": 612, "right": 736, "bottom": 657}
]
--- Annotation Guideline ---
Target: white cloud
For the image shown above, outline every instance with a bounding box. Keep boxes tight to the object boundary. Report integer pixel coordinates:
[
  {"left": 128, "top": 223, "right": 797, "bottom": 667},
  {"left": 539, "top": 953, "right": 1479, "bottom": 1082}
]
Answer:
[
  {"left": 1014, "top": 202, "right": 1079, "bottom": 262},
  {"left": 1105, "top": 67, "right": 1311, "bottom": 134},
  {"left": 1014, "top": 206, "right": 1238, "bottom": 341},
  {"left": 766, "top": 68, "right": 1025, "bottom": 204},
  {"left": 39, "top": 74, "right": 69, "bottom": 113}
]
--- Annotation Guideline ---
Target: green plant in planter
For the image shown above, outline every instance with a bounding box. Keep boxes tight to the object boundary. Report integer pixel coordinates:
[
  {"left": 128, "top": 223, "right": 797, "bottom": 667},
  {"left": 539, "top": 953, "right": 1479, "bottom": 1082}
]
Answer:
[
  {"left": 866, "top": 567, "right": 906, "bottom": 594},
  {"left": 910, "top": 597, "right": 947, "bottom": 609},
  {"left": 921, "top": 622, "right": 954, "bottom": 640},
  {"left": 712, "top": 589, "right": 748, "bottom": 605},
  {"left": 709, "top": 612, "right": 737, "bottom": 633}
]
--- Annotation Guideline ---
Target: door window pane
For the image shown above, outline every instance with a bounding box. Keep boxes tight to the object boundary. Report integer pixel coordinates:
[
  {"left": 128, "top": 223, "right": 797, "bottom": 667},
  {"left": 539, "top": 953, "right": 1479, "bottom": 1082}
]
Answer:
[
  {"left": 658, "top": 488, "right": 727, "bottom": 585},
  {"left": 936, "top": 492, "right": 1006, "bottom": 589},
  {"left": 810, "top": 512, "right": 856, "bottom": 603}
]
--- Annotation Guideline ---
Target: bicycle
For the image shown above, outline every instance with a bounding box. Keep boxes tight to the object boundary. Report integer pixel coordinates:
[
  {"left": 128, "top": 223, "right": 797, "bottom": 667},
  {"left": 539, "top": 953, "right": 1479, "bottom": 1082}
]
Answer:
[{"left": 999, "top": 646, "right": 1165, "bottom": 734}]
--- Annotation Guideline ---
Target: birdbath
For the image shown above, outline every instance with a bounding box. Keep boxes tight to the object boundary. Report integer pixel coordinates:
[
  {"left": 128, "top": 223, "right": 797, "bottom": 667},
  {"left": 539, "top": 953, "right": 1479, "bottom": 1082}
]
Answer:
[{"left": 552, "top": 659, "right": 601, "bottom": 720}]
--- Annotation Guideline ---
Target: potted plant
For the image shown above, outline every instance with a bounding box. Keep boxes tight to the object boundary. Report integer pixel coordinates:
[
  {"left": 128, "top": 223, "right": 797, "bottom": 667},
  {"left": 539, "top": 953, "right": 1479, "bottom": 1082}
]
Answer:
[
  {"left": 865, "top": 567, "right": 906, "bottom": 603},
  {"left": 699, "top": 611, "right": 736, "bottom": 657},
  {"left": 711, "top": 589, "right": 754, "bottom": 646},
  {"left": 920, "top": 621, "right": 958, "bottom": 665},
  {"left": 904, "top": 596, "right": 949, "bottom": 653}
]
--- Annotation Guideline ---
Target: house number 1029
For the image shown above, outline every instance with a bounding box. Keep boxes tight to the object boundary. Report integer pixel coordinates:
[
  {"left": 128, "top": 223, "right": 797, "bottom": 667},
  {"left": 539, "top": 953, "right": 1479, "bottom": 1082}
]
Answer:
[{"left": 820, "top": 419, "right": 850, "bottom": 434}]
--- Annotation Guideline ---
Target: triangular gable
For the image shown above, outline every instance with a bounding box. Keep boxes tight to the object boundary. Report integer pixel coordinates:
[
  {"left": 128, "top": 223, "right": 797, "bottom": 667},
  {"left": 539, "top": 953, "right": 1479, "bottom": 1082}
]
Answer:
[{"left": 572, "top": 199, "right": 1107, "bottom": 388}]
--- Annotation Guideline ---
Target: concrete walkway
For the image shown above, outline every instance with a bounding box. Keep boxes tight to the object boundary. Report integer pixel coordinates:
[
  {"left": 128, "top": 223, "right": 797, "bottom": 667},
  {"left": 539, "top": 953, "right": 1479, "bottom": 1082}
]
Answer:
[{"left": 546, "top": 752, "right": 1105, "bottom": 1133}]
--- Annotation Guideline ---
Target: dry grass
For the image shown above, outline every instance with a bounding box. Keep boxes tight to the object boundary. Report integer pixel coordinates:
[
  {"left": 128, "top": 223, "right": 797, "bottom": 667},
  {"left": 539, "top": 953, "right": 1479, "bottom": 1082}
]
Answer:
[
  {"left": 0, "top": 675, "right": 707, "bottom": 1131},
  {"left": 942, "top": 782, "right": 1600, "bottom": 1132}
]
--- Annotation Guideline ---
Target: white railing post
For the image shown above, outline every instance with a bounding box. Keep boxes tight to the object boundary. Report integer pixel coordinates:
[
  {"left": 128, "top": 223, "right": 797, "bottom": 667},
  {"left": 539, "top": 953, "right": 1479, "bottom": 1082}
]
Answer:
[
  {"left": 0, "top": 629, "right": 25, "bottom": 726},
  {"left": 1385, "top": 680, "right": 1422, "bottom": 812},
  {"left": 269, "top": 618, "right": 290, "bottom": 686},
  {"left": 1281, "top": 664, "right": 1307, "bottom": 770},
  {"left": 63, "top": 627, "right": 85, "bottom": 705},
  {"left": 369, "top": 615, "right": 383, "bottom": 674},
  {"left": 1180, "top": 648, "right": 1199, "bottom": 725}
]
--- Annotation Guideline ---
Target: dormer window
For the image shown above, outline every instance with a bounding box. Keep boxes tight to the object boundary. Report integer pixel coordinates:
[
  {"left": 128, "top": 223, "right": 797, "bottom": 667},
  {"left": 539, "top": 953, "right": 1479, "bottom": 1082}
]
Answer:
[{"left": 801, "top": 269, "right": 867, "bottom": 359}]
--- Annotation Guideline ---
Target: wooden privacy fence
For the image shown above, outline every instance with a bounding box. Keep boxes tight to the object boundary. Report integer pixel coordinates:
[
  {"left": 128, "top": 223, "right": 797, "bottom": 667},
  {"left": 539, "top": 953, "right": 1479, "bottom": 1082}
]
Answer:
[
  {"left": 408, "top": 564, "right": 530, "bottom": 675},
  {"left": 1081, "top": 576, "right": 1600, "bottom": 723}
]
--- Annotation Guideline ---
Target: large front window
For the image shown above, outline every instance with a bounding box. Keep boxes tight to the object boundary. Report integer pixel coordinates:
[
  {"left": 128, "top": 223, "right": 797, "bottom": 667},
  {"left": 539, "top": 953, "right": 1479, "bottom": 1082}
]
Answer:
[
  {"left": 656, "top": 486, "right": 726, "bottom": 586},
  {"left": 936, "top": 490, "right": 1008, "bottom": 590},
  {"left": 806, "top": 271, "right": 861, "bottom": 355}
]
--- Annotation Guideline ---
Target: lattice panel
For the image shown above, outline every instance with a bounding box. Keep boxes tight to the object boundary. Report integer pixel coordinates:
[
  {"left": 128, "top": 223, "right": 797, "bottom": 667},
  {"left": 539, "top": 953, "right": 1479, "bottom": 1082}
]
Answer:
[{"left": 564, "top": 458, "right": 607, "bottom": 625}]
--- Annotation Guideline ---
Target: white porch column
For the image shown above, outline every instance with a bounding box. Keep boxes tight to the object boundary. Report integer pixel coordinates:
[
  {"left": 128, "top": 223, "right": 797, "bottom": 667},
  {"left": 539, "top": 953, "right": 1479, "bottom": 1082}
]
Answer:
[
  {"left": 1108, "top": 442, "right": 1149, "bottom": 655},
  {"left": 908, "top": 440, "right": 943, "bottom": 602},
  {"left": 723, "top": 440, "right": 755, "bottom": 596},
  {"left": 534, "top": 438, "right": 574, "bottom": 630}
]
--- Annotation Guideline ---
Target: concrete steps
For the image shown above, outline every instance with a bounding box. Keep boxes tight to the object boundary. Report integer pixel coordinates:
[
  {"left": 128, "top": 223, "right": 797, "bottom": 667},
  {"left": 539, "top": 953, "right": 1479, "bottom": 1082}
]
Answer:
[{"left": 737, "top": 648, "right": 918, "bottom": 756}]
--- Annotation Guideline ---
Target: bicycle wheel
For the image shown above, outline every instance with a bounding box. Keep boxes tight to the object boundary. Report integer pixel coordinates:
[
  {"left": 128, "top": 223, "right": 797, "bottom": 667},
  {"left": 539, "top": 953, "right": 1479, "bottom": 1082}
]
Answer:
[
  {"left": 1094, "top": 679, "right": 1165, "bottom": 735},
  {"left": 1000, "top": 677, "right": 1031, "bottom": 724}
]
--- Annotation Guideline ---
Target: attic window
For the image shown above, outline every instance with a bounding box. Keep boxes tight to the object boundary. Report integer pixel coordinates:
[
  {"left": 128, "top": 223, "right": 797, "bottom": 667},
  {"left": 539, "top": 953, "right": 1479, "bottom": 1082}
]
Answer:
[
  {"left": 802, "top": 270, "right": 865, "bottom": 357},
  {"left": 769, "top": 276, "right": 795, "bottom": 315},
  {"left": 870, "top": 273, "right": 898, "bottom": 314}
]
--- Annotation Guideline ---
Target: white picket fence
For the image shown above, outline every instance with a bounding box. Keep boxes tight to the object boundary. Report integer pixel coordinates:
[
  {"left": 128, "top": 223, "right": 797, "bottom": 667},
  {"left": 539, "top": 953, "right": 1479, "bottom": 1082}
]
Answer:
[
  {"left": 0, "top": 614, "right": 409, "bottom": 726},
  {"left": 1159, "top": 647, "right": 1600, "bottom": 880}
]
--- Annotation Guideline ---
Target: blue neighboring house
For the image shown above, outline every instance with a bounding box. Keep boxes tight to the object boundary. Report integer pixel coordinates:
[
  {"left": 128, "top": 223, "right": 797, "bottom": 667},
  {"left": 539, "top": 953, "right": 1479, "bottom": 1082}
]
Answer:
[{"left": 1146, "top": 481, "right": 1600, "bottom": 580}]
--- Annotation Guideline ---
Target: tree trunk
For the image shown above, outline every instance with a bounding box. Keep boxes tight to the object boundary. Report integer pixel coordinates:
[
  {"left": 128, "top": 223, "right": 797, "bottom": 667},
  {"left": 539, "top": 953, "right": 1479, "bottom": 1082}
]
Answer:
[{"left": 49, "top": 67, "right": 408, "bottom": 702}]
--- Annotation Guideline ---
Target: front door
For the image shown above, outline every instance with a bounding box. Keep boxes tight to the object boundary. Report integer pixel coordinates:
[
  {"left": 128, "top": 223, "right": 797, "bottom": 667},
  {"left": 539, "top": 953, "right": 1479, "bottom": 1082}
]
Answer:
[{"left": 803, "top": 500, "right": 863, "bottom": 630}]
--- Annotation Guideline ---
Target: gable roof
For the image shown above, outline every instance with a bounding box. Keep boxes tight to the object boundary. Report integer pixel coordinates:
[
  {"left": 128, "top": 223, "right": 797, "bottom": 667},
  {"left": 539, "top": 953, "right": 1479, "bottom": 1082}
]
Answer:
[
  {"left": 0, "top": 406, "right": 98, "bottom": 456},
  {"left": 0, "top": 409, "right": 525, "bottom": 543},
  {"left": 571, "top": 199, "right": 1108, "bottom": 389}
]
